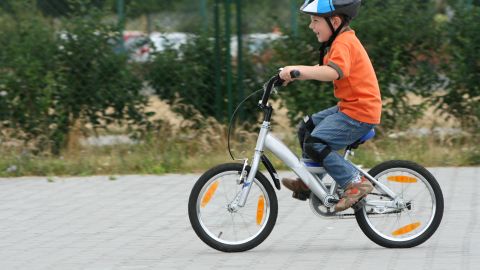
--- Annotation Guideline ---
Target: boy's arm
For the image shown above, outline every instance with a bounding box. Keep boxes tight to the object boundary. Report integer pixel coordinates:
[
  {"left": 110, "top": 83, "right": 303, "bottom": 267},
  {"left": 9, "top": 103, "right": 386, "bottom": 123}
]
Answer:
[{"left": 279, "top": 65, "right": 339, "bottom": 84}]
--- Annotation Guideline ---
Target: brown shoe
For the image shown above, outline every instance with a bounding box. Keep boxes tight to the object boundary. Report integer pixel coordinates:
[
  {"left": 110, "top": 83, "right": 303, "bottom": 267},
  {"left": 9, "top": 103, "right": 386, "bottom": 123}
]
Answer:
[
  {"left": 281, "top": 177, "right": 310, "bottom": 193},
  {"left": 334, "top": 176, "right": 373, "bottom": 212}
]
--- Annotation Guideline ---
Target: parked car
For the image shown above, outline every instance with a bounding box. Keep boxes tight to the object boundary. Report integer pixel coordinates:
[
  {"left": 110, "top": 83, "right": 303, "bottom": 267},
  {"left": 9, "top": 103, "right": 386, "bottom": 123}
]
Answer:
[
  {"left": 123, "top": 31, "right": 152, "bottom": 63},
  {"left": 230, "top": 32, "right": 283, "bottom": 57},
  {"left": 122, "top": 31, "right": 283, "bottom": 62}
]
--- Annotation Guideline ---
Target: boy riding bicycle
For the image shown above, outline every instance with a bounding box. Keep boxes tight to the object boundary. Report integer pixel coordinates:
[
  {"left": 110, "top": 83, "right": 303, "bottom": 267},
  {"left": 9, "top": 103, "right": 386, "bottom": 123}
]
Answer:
[{"left": 279, "top": 0, "right": 382, "bottom": 212}]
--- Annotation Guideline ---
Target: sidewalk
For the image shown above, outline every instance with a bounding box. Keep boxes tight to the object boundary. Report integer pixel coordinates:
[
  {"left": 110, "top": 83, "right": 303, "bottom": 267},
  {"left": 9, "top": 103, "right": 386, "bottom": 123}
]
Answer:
[{"left": 0, "top": 167, "right": 479, "bottom": 270}]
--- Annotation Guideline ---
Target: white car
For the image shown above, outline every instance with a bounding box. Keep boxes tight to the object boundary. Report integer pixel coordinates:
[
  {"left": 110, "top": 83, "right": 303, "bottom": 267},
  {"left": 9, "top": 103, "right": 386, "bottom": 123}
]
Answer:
[
  {"left": 123, "top": 31, "right": 192, "bottom": 62},
  {"left": 123, "top": 31, "right": 283, "bottom": 62},
  {"left": 231, "top": 32, "right": 283, "bottom": 57},
  {"left": 149, "top": 32, "right": 192, "bottom": 52},
  {"left": 123, "top": 31, "right": 152, "bottom": 63}
]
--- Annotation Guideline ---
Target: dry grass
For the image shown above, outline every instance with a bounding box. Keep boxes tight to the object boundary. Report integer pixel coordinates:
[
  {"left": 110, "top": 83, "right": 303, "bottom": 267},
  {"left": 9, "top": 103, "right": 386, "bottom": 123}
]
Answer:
[
  {"left": 0, "top": 97, "right": 478, "bottom": 177},
  {"left": 0, "top": 122, "right": 477, "bottom": 177}
]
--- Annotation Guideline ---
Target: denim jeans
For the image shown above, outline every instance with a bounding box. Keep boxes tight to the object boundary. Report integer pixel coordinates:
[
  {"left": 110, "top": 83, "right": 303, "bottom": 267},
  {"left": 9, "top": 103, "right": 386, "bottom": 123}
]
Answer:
[{"left": 299, "top": 106, "right": 375, "bottom": 188}]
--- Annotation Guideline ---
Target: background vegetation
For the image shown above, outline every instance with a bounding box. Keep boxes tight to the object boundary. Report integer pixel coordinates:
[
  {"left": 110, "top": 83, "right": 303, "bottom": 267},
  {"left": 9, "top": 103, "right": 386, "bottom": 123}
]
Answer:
[{"left": 0, "top": 0, "right": 478, "bottom": 176}]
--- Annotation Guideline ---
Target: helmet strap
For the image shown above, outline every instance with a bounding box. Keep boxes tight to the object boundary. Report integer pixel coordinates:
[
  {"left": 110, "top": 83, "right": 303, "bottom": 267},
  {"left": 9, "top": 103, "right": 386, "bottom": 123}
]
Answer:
[{"left": 318, "top": 17, "right": 347, "bottom": 65}]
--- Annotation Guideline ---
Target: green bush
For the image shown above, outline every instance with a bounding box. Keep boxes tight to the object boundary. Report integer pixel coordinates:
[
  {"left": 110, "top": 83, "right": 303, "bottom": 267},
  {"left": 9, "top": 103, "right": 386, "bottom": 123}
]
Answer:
[
  {"left": 0, "top": 13, "right": 58, "bottom": 150},
  {"left": 146, "top": 34, "right": 263, "bottom": 125},
  {"left": 434, "top": 3, "right": 480, "bottom": 131},
  {"left": 52, "top": 11, "right": 150, "bottom": 141},
  {"left": 0, "top": 5, "right": 150, "bottom": 154},
  {"left": 354, "top": 0, "right": 441, "bottom": 130},
  {"left": 36, "top": 0, "right": 106, "bottom": 17}
]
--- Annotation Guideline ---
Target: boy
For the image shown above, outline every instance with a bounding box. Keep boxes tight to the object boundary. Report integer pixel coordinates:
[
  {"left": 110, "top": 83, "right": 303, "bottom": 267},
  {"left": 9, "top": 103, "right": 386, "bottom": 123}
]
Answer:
[{"left": 279, "top": 0, "right": 382, "bottom": 212}]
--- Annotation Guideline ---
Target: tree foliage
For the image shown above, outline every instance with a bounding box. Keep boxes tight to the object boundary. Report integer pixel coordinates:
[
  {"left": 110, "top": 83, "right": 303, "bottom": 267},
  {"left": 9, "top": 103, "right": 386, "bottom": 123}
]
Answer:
[{"left": 0, "top": 3, "right": 149, "bottom": 154}]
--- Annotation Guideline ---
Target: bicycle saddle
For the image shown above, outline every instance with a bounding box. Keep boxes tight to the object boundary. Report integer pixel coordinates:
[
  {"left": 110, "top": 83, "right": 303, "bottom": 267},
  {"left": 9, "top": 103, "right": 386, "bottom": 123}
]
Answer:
[{"left": 348, "top": 129, "right": 375, "bottom": 149}]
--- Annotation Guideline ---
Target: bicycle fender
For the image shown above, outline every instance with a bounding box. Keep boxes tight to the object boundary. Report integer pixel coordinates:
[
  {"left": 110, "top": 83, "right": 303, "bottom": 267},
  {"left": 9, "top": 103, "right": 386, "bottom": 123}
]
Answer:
[{"left": 261, "top": 154, "right": 281, "bottom": 190}]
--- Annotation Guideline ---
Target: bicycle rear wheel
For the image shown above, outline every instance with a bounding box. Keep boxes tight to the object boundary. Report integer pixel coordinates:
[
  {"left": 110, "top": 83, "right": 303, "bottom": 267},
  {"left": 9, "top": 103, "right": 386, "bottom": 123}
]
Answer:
[
  {"left": 188, "top": 163, "right": 278, "bottom": 252},
  {"left": 355, "top": 160, "right": 444, "bottom": 248}
]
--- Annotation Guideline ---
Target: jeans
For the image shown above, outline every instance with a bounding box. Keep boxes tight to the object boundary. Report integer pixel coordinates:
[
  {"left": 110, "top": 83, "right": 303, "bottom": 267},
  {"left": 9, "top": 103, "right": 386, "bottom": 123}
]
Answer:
[{"left": 298, "top": 106, "right": 375, "bottom": 188}]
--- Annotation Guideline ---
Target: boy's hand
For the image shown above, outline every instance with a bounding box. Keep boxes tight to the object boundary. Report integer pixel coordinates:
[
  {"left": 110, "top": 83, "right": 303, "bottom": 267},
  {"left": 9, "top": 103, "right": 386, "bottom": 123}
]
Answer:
[{"left": 279, "top": 66, "right": 300, "bottom": 86}]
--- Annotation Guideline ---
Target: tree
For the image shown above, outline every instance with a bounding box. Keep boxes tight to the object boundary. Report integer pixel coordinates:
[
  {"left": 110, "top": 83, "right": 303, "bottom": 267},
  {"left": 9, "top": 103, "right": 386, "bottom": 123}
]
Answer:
[
  {"left": 37, "top": 0, "right": 105, "bottom": 17},
  {"left": 0, "top": 5, "right": 151, "bottom": 154},
  {"left": 110, "top": 0, "right": 175, "bottom": 33},
  {"left": 434, "top": 3, "right": 480, "bottom": 131}
]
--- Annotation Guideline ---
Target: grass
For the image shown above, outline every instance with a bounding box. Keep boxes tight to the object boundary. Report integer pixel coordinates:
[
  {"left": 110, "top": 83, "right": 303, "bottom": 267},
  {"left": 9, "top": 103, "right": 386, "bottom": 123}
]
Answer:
[
  {"left": 0, "top": 103, "right": 479, "bottom": 178},
  {"left": 0, "top": 127, "right": 479, "bottom": 177},
  {"left": 351, "top": 136, "right": 480, "bottom": 168}
]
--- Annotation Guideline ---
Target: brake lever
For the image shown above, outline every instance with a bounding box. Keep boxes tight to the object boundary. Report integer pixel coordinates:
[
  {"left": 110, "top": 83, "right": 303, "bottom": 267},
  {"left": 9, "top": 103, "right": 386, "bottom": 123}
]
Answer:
[{"left": 272, "top": 85, "right": 279, "bottom": 95}]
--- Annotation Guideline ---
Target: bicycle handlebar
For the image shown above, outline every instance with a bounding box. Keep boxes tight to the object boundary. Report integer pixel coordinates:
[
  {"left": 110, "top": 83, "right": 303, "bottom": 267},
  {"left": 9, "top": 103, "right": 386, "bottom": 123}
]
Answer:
[
  {"left": 275, "top": 70, "right": 301, "bottom": 87},
  {"left": 260, "top": 70, "right": 300, "bottom": 108}
]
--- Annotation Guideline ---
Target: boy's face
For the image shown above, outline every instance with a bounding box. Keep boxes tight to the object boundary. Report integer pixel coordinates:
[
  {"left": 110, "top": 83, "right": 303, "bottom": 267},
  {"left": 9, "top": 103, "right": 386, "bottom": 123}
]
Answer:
[{"left": 309, "top": 15, "right": 333, "bottom": 43}]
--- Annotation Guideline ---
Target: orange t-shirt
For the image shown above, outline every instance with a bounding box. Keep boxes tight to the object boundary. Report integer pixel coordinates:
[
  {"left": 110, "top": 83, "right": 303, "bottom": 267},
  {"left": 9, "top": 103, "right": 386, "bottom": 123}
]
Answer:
[{"left": 323, "top": 30, "right": 382, "bottom": 124}]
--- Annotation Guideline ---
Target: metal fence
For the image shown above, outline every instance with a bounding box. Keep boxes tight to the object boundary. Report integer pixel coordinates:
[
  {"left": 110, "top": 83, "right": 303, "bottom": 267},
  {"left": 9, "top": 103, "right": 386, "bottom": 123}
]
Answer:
[
  {"left": 0, "top": 0, "right": 298, "bottom": 144},
  {"left": 0, "top": 0, "right": 302, "bottom": 121},
  {"left": 0, "top": 0, "right": 479, "bottom": 167}
]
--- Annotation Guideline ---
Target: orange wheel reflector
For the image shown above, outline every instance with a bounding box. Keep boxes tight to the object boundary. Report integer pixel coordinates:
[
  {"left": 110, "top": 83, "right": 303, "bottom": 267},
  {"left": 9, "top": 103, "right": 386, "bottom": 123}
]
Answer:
[
  {"left": 256, "top": 195, "right": 265, "bottom": 225},
  {"left": 201, "top": 181, "right": 219, "bottom": 208},
  {"left": 392, "top": 222, "right": 421, "bottom": 236},
  {"left": 387, "top": 175, "right": 417, "bottom": 183}
]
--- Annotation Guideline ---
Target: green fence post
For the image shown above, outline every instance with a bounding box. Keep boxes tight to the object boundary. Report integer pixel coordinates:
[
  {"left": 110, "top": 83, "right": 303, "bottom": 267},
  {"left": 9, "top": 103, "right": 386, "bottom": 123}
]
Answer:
[
  {"left": 117, "top": 0, "right": 125, "bottom": 52},
  {"left": 200, "top": 0, "right": 208, "bottom": 32},
  {"left": 214, "top": 0, "right": 222, "bottom": 121},
  {"left": 236, "top": 0, "right": 244, "bottom": 120},
  {"left": 225, "top": 0, "right": 233, "bottom": 120},
  {"left": 291, "top": 0, "right": 298, "bottom": 37},
  {"left": 466, "top": 0, "right": 473, "bottom": 9}
]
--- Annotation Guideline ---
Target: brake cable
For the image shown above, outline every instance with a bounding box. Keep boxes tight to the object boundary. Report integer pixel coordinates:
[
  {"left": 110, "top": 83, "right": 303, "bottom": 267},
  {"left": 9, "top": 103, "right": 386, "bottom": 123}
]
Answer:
[
  {"left": 227, "top": 70, "right": 299, "bottom": 160},
  {"left": 227, "top": 88, "right": 264, "bottom": 160}
]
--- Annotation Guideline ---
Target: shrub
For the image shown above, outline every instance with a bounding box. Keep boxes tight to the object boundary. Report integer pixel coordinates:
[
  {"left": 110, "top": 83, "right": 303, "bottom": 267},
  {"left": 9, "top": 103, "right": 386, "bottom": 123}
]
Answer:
[
  {"left": 0, "top": 3, "right": 150, "bottom": 154},
  {"left": 146, "top": 33, "right": 263, "bottom": 125},
  {"left": 434, "top": 3, "right": 480, "bottom": 132}
]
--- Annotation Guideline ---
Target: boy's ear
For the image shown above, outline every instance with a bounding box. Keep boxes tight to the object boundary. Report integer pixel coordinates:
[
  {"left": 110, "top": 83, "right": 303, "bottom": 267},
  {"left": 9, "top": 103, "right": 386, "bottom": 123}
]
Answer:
[{"left": 332, "top": 16, "right": 343, "bottom": 28}]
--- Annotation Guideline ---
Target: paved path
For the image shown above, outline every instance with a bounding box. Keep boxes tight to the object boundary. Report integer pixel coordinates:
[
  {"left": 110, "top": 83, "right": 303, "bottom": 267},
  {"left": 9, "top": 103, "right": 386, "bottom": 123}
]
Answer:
[{"left": 0, "top": 167, "right": 479, "bottom": 270}]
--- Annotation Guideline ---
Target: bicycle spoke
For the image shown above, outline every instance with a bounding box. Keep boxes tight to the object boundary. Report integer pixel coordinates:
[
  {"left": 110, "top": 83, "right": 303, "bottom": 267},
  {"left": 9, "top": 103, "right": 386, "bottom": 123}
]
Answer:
[
  {"left": 231, "top": 212, "right": 239, "bottom": 241},
  {"left": 195, "top": 169, "right": 272, "bottom": 246},
  {"left": 237, "top": 212, "right": 254, "bottom": 236},
  {"left": 221, "top": 180, "right": 230, "bottom": 203},
  {"left": 361, "top": 166, "right": 442, "bottom": 244}
]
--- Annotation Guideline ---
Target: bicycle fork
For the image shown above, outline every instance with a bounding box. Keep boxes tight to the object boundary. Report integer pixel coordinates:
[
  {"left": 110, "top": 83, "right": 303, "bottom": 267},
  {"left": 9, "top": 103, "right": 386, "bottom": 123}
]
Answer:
[{"left": 235, "top": 121, "right": 271, "bottom": 208}]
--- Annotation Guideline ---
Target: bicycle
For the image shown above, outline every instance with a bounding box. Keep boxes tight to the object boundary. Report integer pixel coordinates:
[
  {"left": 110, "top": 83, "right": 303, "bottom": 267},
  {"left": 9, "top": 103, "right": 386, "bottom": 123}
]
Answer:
[{"left": 188, "top": 71, "right": 444, "bottom": 252}]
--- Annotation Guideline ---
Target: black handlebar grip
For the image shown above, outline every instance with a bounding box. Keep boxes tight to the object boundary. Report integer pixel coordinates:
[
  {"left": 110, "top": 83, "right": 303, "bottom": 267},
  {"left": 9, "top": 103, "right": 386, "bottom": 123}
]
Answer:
[
  {"left": 261, "top": 70, "right": 302, "bottom": 107},
  {"left": 290, "top": 70, "right": 300, "bottom": 79},
  {"left": 275, "top": 70, "right": 301, "bottom": 87}
]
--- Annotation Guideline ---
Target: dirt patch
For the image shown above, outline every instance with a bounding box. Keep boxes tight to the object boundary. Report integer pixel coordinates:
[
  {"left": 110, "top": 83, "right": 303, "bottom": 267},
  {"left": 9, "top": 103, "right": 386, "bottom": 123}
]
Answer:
[
  {"left": 406, "top": 93, "right": 458, "bottom": 129},
  {"left": 146, "top": 96, "right": 185, "bottom": 128}
]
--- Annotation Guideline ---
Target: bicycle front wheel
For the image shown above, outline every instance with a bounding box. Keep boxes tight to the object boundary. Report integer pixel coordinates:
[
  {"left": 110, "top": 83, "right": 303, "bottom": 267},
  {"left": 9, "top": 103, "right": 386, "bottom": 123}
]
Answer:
[
  {"left": 188, "top": 163, "right": 278, "bottom": 252},
  {"left": 355, "top": 160, "right": 444, "bottom": 248}
]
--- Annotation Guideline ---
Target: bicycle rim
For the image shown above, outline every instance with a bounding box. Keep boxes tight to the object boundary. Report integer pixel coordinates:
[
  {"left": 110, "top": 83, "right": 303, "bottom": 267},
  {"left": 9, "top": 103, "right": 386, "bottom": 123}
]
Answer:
[
  {"left": 362, "top": 168, "right": 437, "bottom": 242},
  {"left": 196, "top": 171, "right": 271, "bottom": 245}
]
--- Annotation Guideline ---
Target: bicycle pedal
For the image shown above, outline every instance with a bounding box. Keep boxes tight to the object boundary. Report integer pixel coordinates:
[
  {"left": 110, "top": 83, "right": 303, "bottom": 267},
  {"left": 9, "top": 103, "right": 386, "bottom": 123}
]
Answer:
[
  {"left": 292, "top": 191, "right": 311, "bottom": 201},
  {"left": 326, "top": 198, "right": 339, "bottom": 204},
  {"left": 352, "top": 198, "right": 367, "bottom": 212}
]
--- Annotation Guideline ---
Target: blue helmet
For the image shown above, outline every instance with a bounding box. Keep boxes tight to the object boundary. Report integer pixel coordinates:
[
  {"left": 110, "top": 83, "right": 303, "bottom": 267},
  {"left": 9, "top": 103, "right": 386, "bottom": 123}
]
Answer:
[{"left": 300, "top": 0, "right": 361, "bottom": 20}]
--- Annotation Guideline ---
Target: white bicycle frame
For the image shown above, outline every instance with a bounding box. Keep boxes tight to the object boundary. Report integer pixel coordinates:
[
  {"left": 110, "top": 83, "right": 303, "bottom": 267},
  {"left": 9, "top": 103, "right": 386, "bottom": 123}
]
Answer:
[{"left": 234, "top": 119, "right": 403, "bottom": 211}]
